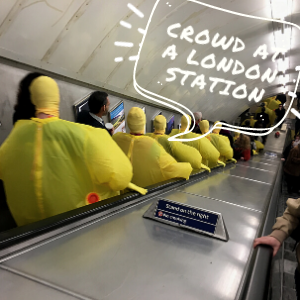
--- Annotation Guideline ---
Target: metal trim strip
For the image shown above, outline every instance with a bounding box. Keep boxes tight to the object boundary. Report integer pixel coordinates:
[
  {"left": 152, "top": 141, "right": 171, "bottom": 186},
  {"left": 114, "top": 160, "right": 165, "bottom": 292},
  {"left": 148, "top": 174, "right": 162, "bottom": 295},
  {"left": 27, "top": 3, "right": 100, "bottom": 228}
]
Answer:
[{"left": 0, "top": 264, "right": 94, "bottom": 300}]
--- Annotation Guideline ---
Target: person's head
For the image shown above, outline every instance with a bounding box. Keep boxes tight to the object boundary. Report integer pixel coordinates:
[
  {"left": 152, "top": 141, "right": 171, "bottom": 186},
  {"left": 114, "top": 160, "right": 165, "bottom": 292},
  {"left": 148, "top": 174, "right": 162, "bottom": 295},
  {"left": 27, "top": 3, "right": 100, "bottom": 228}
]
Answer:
[
  {"left": 29, "top": 76, "right": 60, "bottom": 117},
  {"left": 153, "top": 115, "right": 166, "bottom": 134},
  {"left": 88, "top": 91, "right": 109, "bottom": 117},
  {"left": 193, "top": 112, "right": 202, "bottom": 124},
  {"left": 180, "top": 114, "right": 191, "bottom": 131},
  {"left": 14, "top": 72, "right": 44, "bottom": 114},
  {"left": 127, "top": 107, "right": 146, "bottom": 134},
  {"left": 260, "top": 102, "right": 265, "bottom": 108},
  {"left": 295, "top": 135, "right": 300, "bottom": 142},
  {"left": 279, "top": 104, "right": 283, "bottom": 110},
  {"left": 212, "top": 121, "right": 222, "bottom": 134},
  {"left": 245, "top": 120, "right": 251, "bottom": 127},
  {"left": 237, "top": 133, "right": 250, "bottom": 150},
  {"left": 199, "top": 120, "right": 209, "bottom": 134}
]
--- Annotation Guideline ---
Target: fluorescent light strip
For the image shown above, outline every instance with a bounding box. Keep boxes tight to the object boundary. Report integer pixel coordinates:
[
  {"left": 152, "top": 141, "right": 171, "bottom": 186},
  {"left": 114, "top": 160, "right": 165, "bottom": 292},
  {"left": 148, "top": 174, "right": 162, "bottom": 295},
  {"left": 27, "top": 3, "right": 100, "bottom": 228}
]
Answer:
[
  {"left": 138, "top": 28, "right": 146, "bottom": 34},
  {"left": 129, "top": 55, "right": 139, "bottom": 61},
  {"left": 120, "top": 20, "right": 132, "bottom": 29},
  {"left": 114, "top": 41, "right": 134, "bottom": 47},
  {"left": 114, "top": 57, "right": 124, "bottom": 62},
  {"left": 127, "top": 3, "right": 144, "bottom": 18}
]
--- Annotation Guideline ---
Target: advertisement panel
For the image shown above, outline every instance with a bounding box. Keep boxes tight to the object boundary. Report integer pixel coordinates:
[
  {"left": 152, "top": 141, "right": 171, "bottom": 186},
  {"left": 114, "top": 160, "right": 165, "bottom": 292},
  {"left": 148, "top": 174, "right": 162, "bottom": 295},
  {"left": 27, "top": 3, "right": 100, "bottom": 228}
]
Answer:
[{"left": 109, "top": 102, "right": 126, "bottom": 133}]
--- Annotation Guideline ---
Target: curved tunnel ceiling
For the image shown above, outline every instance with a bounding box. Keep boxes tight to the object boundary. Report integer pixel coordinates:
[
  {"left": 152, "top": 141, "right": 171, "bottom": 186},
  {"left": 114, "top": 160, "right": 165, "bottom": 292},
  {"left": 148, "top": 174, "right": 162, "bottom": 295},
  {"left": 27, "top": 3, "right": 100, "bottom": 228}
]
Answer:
[{"left": 0, "top": 0, "right": 298, "bottom": 122}]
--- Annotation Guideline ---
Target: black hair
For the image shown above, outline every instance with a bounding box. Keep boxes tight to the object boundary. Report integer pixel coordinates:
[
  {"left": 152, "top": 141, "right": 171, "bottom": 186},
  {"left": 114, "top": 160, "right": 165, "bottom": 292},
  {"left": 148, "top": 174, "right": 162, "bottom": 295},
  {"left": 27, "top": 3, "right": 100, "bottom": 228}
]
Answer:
[
  {"left": 245, "top": 120, "right": 251, "bottom": 127},
  {"left": 88, "top": 91, "right": 108, "bottom": 114},
  {"left": 13, "top": 72, "right": 44, "bottom": 124}
]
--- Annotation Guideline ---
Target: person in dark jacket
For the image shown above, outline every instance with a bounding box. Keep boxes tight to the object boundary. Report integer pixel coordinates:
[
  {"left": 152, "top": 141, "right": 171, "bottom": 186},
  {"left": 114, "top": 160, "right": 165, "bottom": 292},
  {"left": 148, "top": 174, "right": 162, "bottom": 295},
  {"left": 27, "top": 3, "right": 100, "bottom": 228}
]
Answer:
[
  {"left": 191, "top": 112, "right": 202, "bottom": 134},
  {"left": 275, "top": 104, "right": 286, "bottom": 128},
  {"left": 295, "top": 111, "right": 300, "bottom": 136},
  {"left": 276, "top": 93, "right": 287, "bottom": 105},
  {"left": 256, "top": 107, "right": 270, "bottom": 128},
  {"left": 284, "top": 144, "right": 300, "bottom": 195},
  {"left": 219, "top": 120, "right": 234, "bottom": 148},
  {"left": 13, "top": 72, "right": 44, "bottom": 125},
  {"left": 76, "top": 91, "right": 113, "bottom": 135}
]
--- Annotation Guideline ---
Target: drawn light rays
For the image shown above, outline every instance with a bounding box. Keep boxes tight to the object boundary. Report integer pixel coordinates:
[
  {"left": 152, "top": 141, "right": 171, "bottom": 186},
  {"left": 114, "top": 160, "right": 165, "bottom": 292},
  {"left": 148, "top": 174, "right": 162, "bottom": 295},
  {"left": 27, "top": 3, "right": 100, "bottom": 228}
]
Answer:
[{"left": 114, "top": 3, "right": 146, "bottom": 63}]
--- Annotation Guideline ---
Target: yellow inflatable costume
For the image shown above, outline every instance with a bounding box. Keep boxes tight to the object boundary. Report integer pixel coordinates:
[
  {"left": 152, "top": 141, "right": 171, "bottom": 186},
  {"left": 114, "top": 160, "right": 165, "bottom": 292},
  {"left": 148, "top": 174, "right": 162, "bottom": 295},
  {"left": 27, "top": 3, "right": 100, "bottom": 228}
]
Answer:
[
  {"left": 267, "top": 97, "right": 281, "bottom": 110},
  {"left": 113, "top": 108, "right": 192, "bottom": 188},
  {"left": 201, "top": 121, "right": 234, "bottom": 163},
  {"left": 242, "top": 116, "right": 257, "bottom": 127},
  {"left": 169, "top": 115, "right": 221, "bottom": 168},
  {"left": 0, "top": 76, "right": 143, "bottom": 226},
  {"left": 146, "top": 115, "right": 210, "bottom": 171}
]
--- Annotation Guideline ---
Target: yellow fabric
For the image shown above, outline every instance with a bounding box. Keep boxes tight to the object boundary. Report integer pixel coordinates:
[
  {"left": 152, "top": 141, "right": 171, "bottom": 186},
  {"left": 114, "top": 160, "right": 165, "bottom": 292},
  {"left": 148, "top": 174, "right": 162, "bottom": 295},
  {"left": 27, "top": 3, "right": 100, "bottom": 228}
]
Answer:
[
  {"left": 210, "top": 133, "right": 233, "bottom": 162},
  {"left": 268, "top": 99, "right": 281, "bottom": 110},
  {"left": 254, "top": 140, "right": 264, "bottom": 150},
  {"left": 146, "top": 133, "right": 210, "bottom": 171},
  {"left": 0, "top": 118, "right": 135, "bottom": 226},
  {"left": 113, "top": 133, "right": 192, "bottom": 188},
  {"left": 218, "top": 160, "right": 226, "bottom": 167},
  {"left": 169, "top": 129, "right": 220, "bottom": 168},
  {"left": 153, "top": 115, "right": 166, "bottom": 134},
  {"left": 181, "top": 114, "right": 191, "bottom": 131},
  {"left": 264, "top": 96, "right": 276, "bottom": 105},
  {"left": 30, "top": 76, "right": 60, "bottom": 117},
  {"left": 234, "top": 132, "right": 240, "bottom": 141},
  {"left": 199, "top": 120, "right": 209, "bottom": 134},
  {"left": 242, "top": 116, "right": 257, "bottom": 127},
  {"left": 212, "top": 121, "right": 221, "bottom": 134},
  {"left": 127, "top": 183, "right": 147, "bottom": 195},
  {"left": 127, "top": 107, "right": 146, "bottom": 134}
]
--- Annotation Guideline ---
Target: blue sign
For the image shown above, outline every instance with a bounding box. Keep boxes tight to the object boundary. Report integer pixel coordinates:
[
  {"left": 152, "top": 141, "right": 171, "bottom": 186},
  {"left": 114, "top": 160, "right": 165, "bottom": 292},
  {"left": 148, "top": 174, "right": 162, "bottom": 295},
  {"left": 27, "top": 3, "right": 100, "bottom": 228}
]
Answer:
[{"left": 154, "top": 199, "right": 219, "bottom": 235}]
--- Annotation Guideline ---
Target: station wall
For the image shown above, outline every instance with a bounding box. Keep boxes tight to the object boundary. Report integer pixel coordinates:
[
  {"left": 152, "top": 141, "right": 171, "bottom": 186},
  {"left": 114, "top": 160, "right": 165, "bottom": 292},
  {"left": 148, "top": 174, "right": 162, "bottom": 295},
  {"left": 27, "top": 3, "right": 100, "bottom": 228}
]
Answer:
[{"left": 0, "top": 62, "right": 182, "bottom": 145}]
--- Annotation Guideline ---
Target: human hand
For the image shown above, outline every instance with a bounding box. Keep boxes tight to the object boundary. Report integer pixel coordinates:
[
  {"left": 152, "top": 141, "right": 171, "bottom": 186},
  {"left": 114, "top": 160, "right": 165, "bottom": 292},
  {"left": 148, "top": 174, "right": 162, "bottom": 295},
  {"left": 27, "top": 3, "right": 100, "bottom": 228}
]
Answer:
[
  {"left": 253, "top": 236, "right": 281, "bottom": 257},
  {"left": 281, "top": 158, "right": 285, "bottom": 161}
]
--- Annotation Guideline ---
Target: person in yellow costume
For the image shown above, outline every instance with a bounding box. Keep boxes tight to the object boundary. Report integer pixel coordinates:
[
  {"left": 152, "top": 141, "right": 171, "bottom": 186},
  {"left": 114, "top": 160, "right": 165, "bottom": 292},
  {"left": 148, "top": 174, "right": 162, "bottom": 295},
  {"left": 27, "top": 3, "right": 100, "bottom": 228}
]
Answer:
[
  {"left": 254, "top": 139, "right": 265, "bottom": 151},
  {"left": 0, "top": 76, "right": 145, "bottom": 227},
  {"left": 113, "top": 108, "right": 192, "bottom": 188},
  {"left": 169, "top": 115, "right": 222, "bottom": 168},
  {"left": 201, "top": 120, "right": 234, "bottom": 163},
  {"left": 267, "top": 97, "right": 281, "bottom": 110},
  {"left": 242, "top": 116, "right": 257, "bottom": 127},
  {"left": 146, "top": 115, "right": 210, "bottom": 171}
]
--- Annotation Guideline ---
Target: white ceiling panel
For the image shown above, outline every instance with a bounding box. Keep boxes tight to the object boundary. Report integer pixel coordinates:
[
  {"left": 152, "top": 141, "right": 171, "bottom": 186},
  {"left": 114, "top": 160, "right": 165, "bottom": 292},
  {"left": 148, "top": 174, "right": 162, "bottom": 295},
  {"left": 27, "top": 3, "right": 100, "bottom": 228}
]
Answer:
[{"left": 0, "top": 0, "right": 298, "bottom": 122}]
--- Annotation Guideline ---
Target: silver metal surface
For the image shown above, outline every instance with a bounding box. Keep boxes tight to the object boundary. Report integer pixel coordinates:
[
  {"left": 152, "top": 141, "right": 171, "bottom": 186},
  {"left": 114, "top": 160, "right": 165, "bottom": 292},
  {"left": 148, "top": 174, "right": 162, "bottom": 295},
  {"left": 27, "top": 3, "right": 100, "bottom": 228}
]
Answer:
[
  {"left": 0, "top": 155, "right": 281, "bottom": 300},
  {"left": 217, "top": 164, "right": 275, "bottom": 184},
  {"left": 264, "top": 132, "right": 287, "bottom": 154},
  {"left": 0, "top": 268, "right": 77, "bottom": 300},
  {"left": 177, "top": 172, "right": 274, "bottom": 211},
  {"left": 2, "top": 189, "right": 262, "bottom": 300},
  {"left": 237, "top": 160, "right": 278, "bottom": 172}
]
